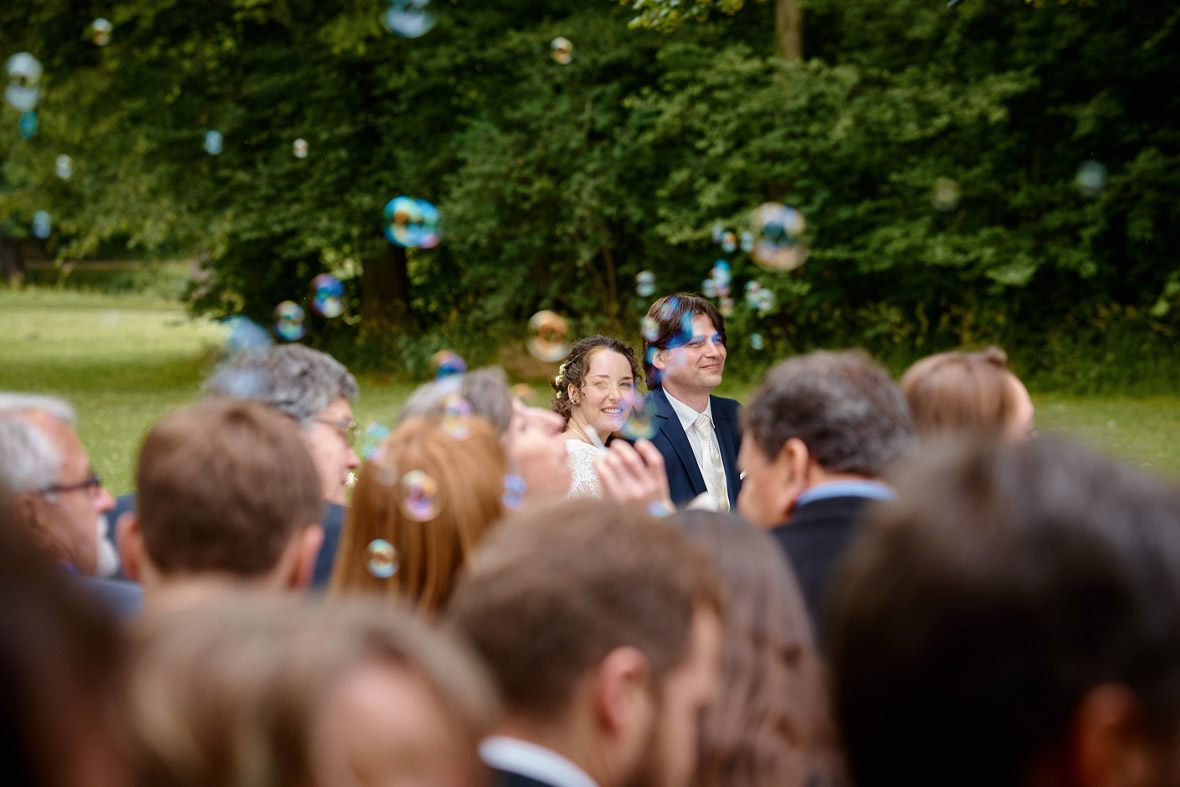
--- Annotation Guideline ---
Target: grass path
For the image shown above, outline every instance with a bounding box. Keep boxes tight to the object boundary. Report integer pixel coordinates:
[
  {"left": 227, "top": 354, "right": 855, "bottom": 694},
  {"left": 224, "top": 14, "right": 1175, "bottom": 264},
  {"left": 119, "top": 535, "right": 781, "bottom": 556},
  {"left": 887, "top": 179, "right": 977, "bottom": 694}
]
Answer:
[{"left": 3, "top": 289, "right": 1179, "bottom": 494}]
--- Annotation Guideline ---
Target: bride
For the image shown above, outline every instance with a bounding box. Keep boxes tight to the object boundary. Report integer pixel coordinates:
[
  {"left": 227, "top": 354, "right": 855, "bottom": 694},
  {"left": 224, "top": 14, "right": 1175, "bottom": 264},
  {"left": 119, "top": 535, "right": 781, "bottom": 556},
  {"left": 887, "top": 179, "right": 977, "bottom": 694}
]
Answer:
[{"left": 550, "top": 336, "right": 644, "bottom": 498}]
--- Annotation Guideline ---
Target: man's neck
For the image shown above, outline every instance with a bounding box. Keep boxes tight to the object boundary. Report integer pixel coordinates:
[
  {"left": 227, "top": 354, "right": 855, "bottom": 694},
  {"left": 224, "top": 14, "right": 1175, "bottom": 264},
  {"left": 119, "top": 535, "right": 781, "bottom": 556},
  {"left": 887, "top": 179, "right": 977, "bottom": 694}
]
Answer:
[
  {"left": 142, "top": 573, "right": 287, "bottom": 618},
  {"left": 492, "top": 716, "right": 606, "bottom": 787},
  {"left": 660, "top": 384, "right": 711, "bottom": 414}
]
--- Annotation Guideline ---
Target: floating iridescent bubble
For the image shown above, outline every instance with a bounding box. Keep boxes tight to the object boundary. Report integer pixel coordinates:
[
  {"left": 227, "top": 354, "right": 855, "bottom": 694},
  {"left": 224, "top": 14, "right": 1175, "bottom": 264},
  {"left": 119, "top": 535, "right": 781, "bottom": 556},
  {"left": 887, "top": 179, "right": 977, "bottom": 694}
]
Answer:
[
  {"left": 755, "top": 288, "right": 775, "bottom": 314},
  {"left": 91, "top": 18, "right": 113, "bottom": 46},
  {"left": 441, "top": 395, "right": 473, "bottom": 440},
  {"left": 292, "top": 138, "right": 308, "bottom": 159},
  {"left": 4, "top": 53, "right": 42, "bottom": 113},
  {"left": 383, "top": 196, "right": 440, "bottom": 249},
  {"left": 710, "top": 223, "right": 725, "bottom": 244},
  {"left": 1076, "top": 161, "right": 1107, "bottom": 198},
  {"left": 635, "top": 270, "right": 655, "bottom": 297},
  {"left": 711, "top": 260, "right": 732, "bottom": 294},
  {"left": 621, "top": 397, "right": 658, "bottom": 440},
  {"left": 931, "top": 177, "right": 961, "bottom": 212},
  {"left": 740, "top": 231, "right": 754, "bottom": 253},
  {"left": 748, "top": 202, "right": 809, "bottom": 271},
  {"left": 55, "top": 154, "right": 73, "bottom": 180},
  {"left": 702, "top": 278, "right": 718, "bottom": 299},
  {"left": 31, "top": 210, "right": 51, "bottom": 239},
  {"left": 641, "top": 316, "right": 660, "bottom": 342},
  {"left": 273, "top": 301, "right": 306, "bottom": 341},
  {"left": 750, "top": 333, "right": 765, "bottom": 350},
  {"left": 665, "top": 313, "right": 695, "bottom": 350},
  {"left": 360, "top": 423, "right": 391, "bottom": 461},
  {"left": 527, "top": 310, "right": 570, "bottom": 362},
  {"left": 502, "top": 474, "right": 527, "bottom": 510},
  {"left": 433, "top": 350, "right": 467, "bottom": 380},
  {"left": 657, "top": 296, "right": 680, "bottom": 323},
  {"left": 511, "top": 383, "right": 537, "bottom": 404},
  {"left": 309, "top": 273, "right": 344, "bottom": 318},
  {"left": 399, "top": 470, "right": 441, "bottom": 521},
  {"left": 381, "top": 0, "right": 437, "bottom": 39},
  {"left": 721, "top": 231, "right": 737, "bottom": 254},
  {"left": 204, "top": 130, "right": 223, "bottom": 156},
  {"left": 719, "top": 297, "right": 734, "bottom": 317},
  {"left": 744, "top": 280, "right": 762, "bottom": 309},
  {"left": 551, "top": 37, "right": 574, "bottom": 64},
  {"left": 222, "top": 316, "right": 273, "bottom": 353},
  {"left": 18, "top": 111, "right": 37, "bottom": 139},
  {"left": 366, "top": 539, "right": 398, "bottom": 578}
]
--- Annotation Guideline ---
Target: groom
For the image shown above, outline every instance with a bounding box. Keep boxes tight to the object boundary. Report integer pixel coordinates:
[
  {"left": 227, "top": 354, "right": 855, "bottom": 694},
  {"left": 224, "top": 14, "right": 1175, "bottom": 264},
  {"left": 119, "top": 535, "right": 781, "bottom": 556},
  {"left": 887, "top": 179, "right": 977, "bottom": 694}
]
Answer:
[{"left": 638, "top": 293, "right": 742, "bottom": 510}]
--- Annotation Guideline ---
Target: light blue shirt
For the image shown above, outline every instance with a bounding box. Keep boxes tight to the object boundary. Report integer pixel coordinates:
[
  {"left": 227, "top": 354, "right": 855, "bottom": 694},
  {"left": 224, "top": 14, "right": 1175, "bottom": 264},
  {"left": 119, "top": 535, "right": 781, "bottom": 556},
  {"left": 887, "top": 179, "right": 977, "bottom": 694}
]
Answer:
[{"left": 796, "top": 479, "right": 895, "bottom": 508}]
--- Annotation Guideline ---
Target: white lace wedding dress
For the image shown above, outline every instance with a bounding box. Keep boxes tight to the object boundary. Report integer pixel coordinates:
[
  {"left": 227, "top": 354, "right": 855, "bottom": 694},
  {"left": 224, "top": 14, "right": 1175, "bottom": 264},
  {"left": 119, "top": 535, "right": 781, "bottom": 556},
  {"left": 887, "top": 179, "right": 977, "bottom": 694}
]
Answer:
[{"left": 566, "top": 439, "right": 605, "bottom": 499}]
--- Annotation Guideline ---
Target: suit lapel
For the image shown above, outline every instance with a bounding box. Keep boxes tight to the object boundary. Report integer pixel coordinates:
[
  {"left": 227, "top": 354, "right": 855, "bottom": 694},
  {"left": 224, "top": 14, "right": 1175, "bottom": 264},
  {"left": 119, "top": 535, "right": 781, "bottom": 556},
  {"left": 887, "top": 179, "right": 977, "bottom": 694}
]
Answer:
[
  {"left": 711, "top": 396, "right": 742, "bottom": 506},
  {"left": 650, "top": 388, "right": 708, "bottom": 496}
]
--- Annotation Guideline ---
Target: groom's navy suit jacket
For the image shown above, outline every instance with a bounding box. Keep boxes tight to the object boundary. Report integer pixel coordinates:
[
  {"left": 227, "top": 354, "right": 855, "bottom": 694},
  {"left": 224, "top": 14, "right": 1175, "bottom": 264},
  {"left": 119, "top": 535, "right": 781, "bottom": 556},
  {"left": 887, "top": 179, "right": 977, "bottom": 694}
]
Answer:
[{"left": 640, "top": 386, "right": 743, "bottom": 508}]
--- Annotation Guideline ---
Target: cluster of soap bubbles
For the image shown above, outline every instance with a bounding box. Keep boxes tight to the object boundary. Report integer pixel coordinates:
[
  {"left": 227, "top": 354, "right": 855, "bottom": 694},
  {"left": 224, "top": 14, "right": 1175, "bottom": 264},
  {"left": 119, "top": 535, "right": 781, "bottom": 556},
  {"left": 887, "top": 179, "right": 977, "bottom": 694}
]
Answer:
[
  {"left": 384, "top": 196, "right": 440, "bottom": 249},
  {"left": 309, "top": 274, "right": 344, "bottom": 318},
  {"left": 381, "top": 0, "right": 437, "bottom": 38},
  {"left": 636, "top": 270, "right": 656, "bottom": 297},
  {"left": 1076, "top": 161, "right": 1107, "bottom": 198},
  {"left": 527, "top": 310, "right": 570, "bottom": 362},
  {"left": 744, "top": 280, "right": 774, "bottom": 313},
  {"left": 702, "top": 260, "right": 735, "bottom": 314},
  {"left": 711, "top": 224, "right": 738, "bottom": 254},
  {"left": 366, "top": 539, "right": 398, "bottom": 578},
  {"left": 931, "top": 177, "right": 961, "bottom": 212},
  {"left": 551, "top": 37, "right": 574, "bottom": 64},
  {"left": 399, "top": 470, "right": 440, "bottom": 521},
  {"left": 748, "top": 202, "right": 809, "bottom": 271}
]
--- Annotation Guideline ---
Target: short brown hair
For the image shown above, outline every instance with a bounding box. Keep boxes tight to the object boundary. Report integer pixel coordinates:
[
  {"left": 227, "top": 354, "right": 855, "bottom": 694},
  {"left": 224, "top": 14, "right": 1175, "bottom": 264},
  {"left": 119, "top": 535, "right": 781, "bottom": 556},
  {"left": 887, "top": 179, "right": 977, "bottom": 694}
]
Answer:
[
  {"left": 136, "top": 399, "right": 323, "bottom": 577},
  {"left": 330, "top": 416, "right": 506, "bottom": 613},
  {"left": 899, "top": 346, "right": 1016, "bottom": 437},
  {"left": 448, "top": 499, "right": 722, "bottom": 721},
  {"left": 642, "top": 293, "right": 727, "bottom": 389}
]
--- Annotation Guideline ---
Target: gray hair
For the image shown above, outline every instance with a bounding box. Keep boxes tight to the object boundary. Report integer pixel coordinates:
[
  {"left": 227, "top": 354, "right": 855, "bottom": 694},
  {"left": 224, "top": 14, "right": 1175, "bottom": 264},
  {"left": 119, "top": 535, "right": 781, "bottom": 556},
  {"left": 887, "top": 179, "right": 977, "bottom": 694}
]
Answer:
[
  {"left": 0, "top": 393, "right": 76, "bottom": 497},
  {"left": 397, "top": 367, "right": 514, "bottom": 435},
  {"left": 205, "top": 345, "right": 358, "bottom": 426},
  {"left": 744, "top": 350, "right": 913, "bottom": 478}
]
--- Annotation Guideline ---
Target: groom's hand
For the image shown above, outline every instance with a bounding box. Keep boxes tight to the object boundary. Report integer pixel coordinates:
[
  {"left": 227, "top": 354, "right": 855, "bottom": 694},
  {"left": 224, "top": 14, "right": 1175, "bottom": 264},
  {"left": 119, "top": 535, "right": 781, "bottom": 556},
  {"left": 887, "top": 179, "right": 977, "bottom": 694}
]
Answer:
[{"left": 595, "top": 439, "right": 675, "bottom": 515}]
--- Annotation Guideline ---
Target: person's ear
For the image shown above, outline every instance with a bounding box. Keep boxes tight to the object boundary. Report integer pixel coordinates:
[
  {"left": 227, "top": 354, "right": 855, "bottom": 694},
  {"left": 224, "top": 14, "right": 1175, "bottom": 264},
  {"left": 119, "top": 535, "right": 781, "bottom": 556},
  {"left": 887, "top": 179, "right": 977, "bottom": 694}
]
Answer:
[
  {"left": 652, "top": 349, "right": 668, "bottom": 371},
  {"left": 12, "top": 493, "right": 59, "bottom": 556},
  {"left": 1069, "top": 684, "right": 1157, "bottom": 787},
  {"left": 116, "top": 512, "right": 145, "bottom": 583},
  {"left": 288, "top": 524, "right": 324, "bottom": 590},
  {"left": 567, "top": 382, "right": 580, "bottom": 405},
  {"left": 776, "top": 437, "right": 811, "bottom": 517},
  {"left": 592, "top": 645, "right": 654, "bottom": 742}
]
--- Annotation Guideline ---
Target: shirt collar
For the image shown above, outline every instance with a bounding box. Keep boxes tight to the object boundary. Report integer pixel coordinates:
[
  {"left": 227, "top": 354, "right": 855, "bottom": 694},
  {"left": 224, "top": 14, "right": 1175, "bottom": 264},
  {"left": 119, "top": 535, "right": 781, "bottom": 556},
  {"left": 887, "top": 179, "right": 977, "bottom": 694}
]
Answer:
[
  {"left": 796, "top": 479, "right": 895, "bottom": 508},
  {"left": 480, "top": 736, "right": 600, "bottom": 787},
  {"left": 663, "top": 389, "right": 714, "bottom": 432}
]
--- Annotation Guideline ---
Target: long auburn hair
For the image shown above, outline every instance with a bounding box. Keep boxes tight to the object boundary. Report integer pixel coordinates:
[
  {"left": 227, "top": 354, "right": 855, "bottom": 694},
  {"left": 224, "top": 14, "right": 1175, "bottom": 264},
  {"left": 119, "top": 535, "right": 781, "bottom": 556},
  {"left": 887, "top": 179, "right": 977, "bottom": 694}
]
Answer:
[
  {"left": 330, "top": 415, "right": 506, "bottom": 614},
  {"left": 676, "top": 511, "right": 848, "bottom": 787}
]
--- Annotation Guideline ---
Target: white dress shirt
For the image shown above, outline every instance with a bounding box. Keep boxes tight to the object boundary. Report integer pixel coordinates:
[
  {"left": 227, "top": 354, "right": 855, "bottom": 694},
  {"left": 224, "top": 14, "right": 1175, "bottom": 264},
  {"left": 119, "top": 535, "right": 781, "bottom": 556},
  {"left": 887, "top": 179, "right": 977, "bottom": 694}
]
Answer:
[
  {"left": 480, "top": 736, "right": 600, "bottom": 787},
  {"left": 663, "top": 390, "right": 728, "bottom": 510}
]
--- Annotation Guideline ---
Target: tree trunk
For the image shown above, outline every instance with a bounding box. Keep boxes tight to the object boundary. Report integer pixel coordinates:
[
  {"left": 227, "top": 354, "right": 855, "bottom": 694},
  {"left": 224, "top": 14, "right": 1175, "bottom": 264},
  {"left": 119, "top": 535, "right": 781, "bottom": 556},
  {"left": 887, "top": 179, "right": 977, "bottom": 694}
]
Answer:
[
  {"left": 0, "top": 240, "right": 24, "bottom": 286},
  {"left": 776, "top": 0, "right": 803, "bottom": 61},
  {"left": 359, "top": 242, "right": 416, "bottom": 336}
]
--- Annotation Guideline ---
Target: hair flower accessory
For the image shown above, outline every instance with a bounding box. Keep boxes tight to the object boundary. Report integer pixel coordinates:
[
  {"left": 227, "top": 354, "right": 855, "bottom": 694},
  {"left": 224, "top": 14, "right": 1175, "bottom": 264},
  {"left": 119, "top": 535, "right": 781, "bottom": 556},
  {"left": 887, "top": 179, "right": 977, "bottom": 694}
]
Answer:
[{"left": 554, "top": 362, "right": 568, "bottom": 388}]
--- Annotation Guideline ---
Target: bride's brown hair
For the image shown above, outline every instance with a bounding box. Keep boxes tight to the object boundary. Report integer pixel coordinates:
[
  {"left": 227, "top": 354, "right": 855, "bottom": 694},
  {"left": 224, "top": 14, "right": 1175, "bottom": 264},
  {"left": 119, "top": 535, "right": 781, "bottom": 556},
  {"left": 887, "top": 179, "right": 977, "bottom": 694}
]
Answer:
[{"left": 549, "top": 335, "right": 643, "bottom": 425}]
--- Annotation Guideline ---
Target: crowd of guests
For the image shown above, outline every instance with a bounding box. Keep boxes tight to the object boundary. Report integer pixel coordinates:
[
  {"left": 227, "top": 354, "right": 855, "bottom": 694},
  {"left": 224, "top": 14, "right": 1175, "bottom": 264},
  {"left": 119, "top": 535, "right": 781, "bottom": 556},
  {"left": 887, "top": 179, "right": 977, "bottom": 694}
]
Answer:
[{"left": 4, "top": 290, "right": 1180, "bottom": 787}]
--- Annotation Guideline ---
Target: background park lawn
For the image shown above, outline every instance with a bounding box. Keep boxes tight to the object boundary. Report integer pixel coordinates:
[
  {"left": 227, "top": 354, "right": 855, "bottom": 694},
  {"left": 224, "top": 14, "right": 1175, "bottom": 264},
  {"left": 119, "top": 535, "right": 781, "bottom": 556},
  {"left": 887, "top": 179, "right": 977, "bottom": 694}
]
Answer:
[{"left": 3, "top": 288, "right": 1179, "bottom": 496}]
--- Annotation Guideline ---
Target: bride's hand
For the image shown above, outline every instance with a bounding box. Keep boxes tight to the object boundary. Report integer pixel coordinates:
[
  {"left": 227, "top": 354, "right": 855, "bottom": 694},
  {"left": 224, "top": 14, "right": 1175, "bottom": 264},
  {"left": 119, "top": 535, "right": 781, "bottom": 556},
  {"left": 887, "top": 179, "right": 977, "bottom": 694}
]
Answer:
[{"left": 594, "top": 439, "right": 675, "bottom": 515}]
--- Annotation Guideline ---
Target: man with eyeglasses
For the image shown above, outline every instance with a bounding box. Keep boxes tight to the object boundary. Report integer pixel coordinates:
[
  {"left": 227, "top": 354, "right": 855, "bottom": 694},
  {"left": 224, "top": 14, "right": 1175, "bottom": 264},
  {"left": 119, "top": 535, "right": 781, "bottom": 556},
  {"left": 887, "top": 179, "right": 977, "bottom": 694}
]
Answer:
[{"left": 0, "top": 393, "right": 141, "bottom": 615}]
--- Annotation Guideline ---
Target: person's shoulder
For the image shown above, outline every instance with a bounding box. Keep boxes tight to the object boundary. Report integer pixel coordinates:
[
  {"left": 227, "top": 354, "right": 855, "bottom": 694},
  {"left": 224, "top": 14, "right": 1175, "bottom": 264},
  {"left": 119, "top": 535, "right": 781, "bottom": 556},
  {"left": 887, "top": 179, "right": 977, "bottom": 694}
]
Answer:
[
  {"left": 73, "top": 575, "right": 142, "bottom": 618},
  {"left": 564, "top": 439, "right": 600, "bottom": 457}
]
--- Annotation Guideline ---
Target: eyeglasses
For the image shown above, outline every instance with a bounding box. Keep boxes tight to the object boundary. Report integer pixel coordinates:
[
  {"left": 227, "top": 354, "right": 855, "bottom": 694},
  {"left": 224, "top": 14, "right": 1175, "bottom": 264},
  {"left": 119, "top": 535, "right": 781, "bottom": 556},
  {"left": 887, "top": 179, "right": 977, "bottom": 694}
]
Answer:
[
  {"left": 37, "top": 473, "right": 103, "bottom": 496},
  {"left": 315, "top": 417, "right": 358, "bottom": 447}
]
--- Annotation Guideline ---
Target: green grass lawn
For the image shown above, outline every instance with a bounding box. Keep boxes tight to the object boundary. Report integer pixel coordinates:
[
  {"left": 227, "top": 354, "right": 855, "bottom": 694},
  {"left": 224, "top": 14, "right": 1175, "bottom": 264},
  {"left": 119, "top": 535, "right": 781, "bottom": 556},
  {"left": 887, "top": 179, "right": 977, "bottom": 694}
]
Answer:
[{"left": 3, "top": 288, "right": 1179, "bottom": 494}]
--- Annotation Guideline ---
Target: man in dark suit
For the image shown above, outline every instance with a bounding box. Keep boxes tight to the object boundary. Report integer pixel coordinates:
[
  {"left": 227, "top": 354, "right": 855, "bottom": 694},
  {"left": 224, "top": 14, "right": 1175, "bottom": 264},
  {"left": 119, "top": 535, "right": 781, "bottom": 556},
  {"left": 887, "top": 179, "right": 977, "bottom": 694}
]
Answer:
[
  {"left": 638, "top": 293, "right": 742, "bottom": 510},
  {"left": 737, "top": 351, "right": 912, "bottom": 642},
  {"left": 449, "top": 499, "right": 723, "bottom": 787}
]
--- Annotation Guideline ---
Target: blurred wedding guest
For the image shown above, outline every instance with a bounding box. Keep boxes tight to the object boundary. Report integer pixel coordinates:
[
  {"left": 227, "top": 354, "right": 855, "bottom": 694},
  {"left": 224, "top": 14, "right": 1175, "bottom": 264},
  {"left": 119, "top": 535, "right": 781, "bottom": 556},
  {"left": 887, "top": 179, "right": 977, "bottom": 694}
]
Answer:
[
  {"left": 449, "top": 499, "right": 723, "bottom": 787},
  {"left": 330, "top": 415, "right": 506, "bottom": 613},
  {"left": 640, "top": 294, "right": 742, "bottom": 510},
  {"left": 0, "top": 393, "right": 141, "bottom": 615},
  {"left": 899, "top": 345, "right": 1035, "bottom": 440},
  {"left": 737, "top": 351, "right": 912, "bottom": 640},
  {"left": 399, "top": 365, "right": 515, "bottom": 434},
  {"left": 550, "top": 335, "right": 643, "bottom": 497},
  {"left": 830, "top": 436, "right": 1180, "bottom": 787},
  {"left": 676, "top": 511, "right": 847, "bottom": 787},
  {"left": 127, "top": 596, "right": 498, "bottom": 787},
  {"left": 117, "top": 399, "right": 324, "bottom": 615},
  {"left": 0, "top": 519, "right": 129, "bottom": 787}
]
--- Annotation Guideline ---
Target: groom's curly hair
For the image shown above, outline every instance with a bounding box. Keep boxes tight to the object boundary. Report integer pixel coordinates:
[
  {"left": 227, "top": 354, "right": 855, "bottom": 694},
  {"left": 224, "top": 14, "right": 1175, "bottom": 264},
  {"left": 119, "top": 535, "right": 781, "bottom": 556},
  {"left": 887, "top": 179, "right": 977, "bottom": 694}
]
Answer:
[{"left": 549, "top": 336, "right": 643, "bottom": 425}]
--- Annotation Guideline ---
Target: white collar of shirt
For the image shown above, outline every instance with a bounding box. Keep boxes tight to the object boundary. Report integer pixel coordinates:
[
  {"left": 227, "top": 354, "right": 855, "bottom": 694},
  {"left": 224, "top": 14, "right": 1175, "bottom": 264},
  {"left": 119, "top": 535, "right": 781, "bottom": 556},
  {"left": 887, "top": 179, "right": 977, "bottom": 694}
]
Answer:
[
  {"left": 480, "top": 736, "right": 601, "bottom": 787},
  {"left": 663, "top": 389, "right": 714, "bottom": 432}
]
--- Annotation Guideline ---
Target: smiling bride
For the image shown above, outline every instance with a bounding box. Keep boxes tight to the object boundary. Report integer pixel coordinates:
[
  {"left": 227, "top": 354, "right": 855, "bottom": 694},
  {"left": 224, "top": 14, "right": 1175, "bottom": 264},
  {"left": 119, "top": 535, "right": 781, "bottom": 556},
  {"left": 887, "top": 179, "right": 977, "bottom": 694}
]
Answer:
[{"left": 549, "top": 336, "right": 644, "bottom": 498}]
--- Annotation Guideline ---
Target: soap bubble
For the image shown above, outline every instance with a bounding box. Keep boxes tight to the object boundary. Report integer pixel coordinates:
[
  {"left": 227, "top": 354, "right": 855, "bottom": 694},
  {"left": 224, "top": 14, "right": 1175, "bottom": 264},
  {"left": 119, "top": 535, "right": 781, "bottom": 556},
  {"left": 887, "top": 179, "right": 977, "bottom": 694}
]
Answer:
[
  {"left": 931, "top": 178, "right": 961, "bottom": 212},
  {"left": 292, "top": 138, "right": 308, "bottom": 159},
  {"left": 710, "top": 223, "right": 725, "bottom": 244},
  {"left": 222, "top": 316, "right": 273, "bottom": 353},
  {"left": 621, "top": 397, "right": 658, "bottom": 440},
  {"left": 719, "top": 297, "right": 734, "bottom": 317},
  {"left": 432, "top": 349, "right": 467, "bottom": 380},
  {"left": 18, "top": 111, "right": 37, "bottom": 139},
  {"left": 366, "top": 539, "right": 398, "bottom": 578},
  {"left": 641, "top": 316, "right": 660, "bottom": 342},
  {"left": 6, "top": 86, "right": 38, "bottom": 113},
  {"left": 441, "top": 395, "right": 473, "bottom": 439},
  {"left": 635, "top": 270, "right": 655, "bottom": 297},
  {"left": 551, "top": 37, "right": 574, "bottom": 64},
  {"left": 383, "top": 196, "right": 440, "bottom": 249},
  {"left": 657, "top": 296, "right": 680, "bottom": 323},
  {"left": 399, "top": 470, "right": 441, "bottom": 521},
  {"left": 309, "top": 273, "right": 344, "bottom": 318},
  {"left": 1076, "top": 161, "right": 1107, "bottom": 198},
  {"left": 755, "top": 288, "right": 776, "bottom": 314},
  {"left": 31, "top": 211, "right": 51, "bottom": 239},
  {"left": 502, "top": 474, "right": 527, "bottom": 510},
  {"left": 711, "top": 260, "right": 731, "bottom": 293},
  {"left": 702, "top": 278, "right": 718, "bottom": 299},
  {"left": 381, "top": 0, "right": 436, "bottom": 38},
  {"left": 750, "top": 333, "right": 765, "bottom": 350},
  {"left": 744, "top": 280, "right": 762, "bottom": 309},
  {"left": 273, "top": 301, "right": 306, "bottom": 341},
  {"left": 740, "top": 231, "right": 754, "bottom": 253},
  {"left": 91, "top": 18, "right": 113, "bottom": 46},
  {"left": 361, "top": 423, "right": 391, "bottom": 461},
  {"left": 527, "top": 310, "right": 570, "bottom": 362},
  {"left": 5, "top": 53, "right": 42, "bottom": 113},
  {"left": 204, "top": 130, "right": 223, "bottom": 156},
  {"left": 55, "top": 154, "right": 73, "bottom": 180},
  {"left": 748, "top": 202, "right": 809, "bottom": 271},
  {"left": 721, "top": 231, "right": 737, "bottom": 253},
  {"left": 511, "top": 383, "right": 538, "bottom": 404}
]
